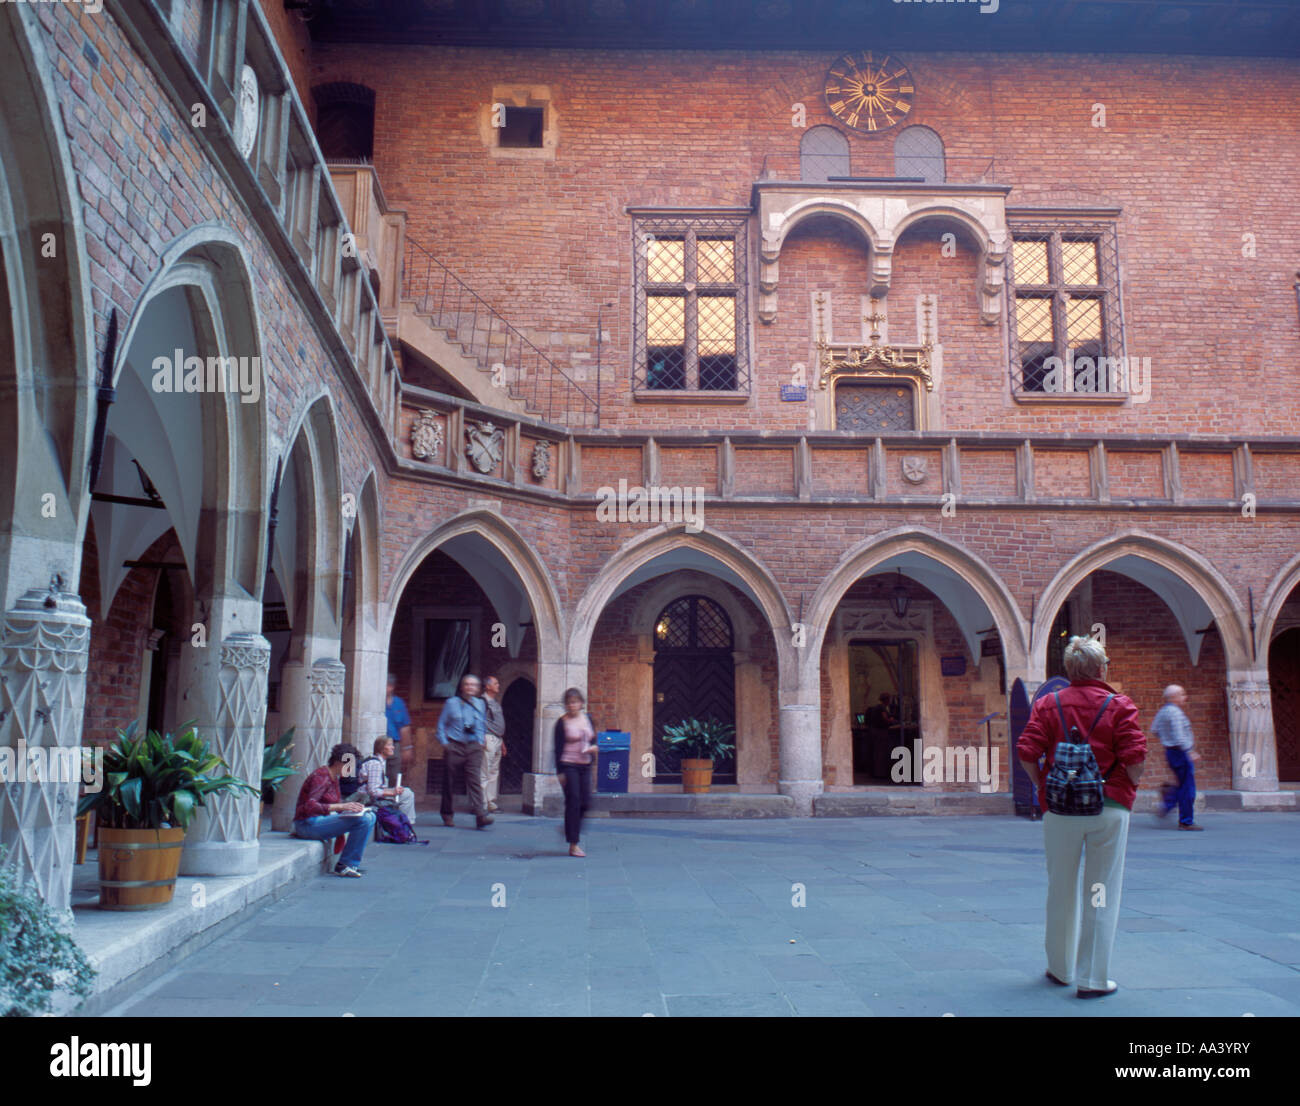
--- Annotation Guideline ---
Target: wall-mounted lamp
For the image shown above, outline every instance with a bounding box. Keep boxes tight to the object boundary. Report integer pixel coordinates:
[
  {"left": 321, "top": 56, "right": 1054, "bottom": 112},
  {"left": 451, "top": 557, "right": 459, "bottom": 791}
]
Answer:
[{"left": 892, "top": 567, "right": 910, "bottom": 619}]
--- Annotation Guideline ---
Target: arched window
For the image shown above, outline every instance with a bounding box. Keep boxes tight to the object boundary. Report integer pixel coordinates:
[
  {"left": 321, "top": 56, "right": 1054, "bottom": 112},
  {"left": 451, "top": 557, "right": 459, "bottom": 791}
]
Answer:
[
  {"left": 653, "top": 595, "right": 734, "bottom": 652},
  {"left": 800, "top": 125, "right": 849, "bottom": 183},
  {"left": 312, "top": 82, "right": 376, "bottom": 161},
  {"left": 894, "top": 125, "right": 945, "bottom": 183}
]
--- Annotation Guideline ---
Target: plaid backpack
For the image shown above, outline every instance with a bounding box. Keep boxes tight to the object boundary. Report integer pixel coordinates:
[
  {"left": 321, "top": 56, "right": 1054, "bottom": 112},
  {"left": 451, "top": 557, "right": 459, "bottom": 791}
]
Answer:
[{"left": 1044, "top": 691, "right": 1116, "bottom": 816}]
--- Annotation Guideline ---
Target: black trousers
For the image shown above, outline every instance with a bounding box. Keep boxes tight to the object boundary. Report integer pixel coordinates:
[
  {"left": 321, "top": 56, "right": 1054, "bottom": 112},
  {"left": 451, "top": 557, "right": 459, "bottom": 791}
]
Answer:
[{"left": 559, "top": 763, "right": 591, "bottom": 845}]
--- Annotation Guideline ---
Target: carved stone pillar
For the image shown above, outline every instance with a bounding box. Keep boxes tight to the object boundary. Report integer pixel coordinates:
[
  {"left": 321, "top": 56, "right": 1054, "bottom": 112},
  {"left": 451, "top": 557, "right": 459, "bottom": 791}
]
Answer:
[
  {"left": 522, "top": 657, "right": 580, "bottom": 814},
  {"left": 1226, "top": 674, "right": 1279, "bottom": 792},
  {"left": 0, "top": 581, "right": 91, "bottom": 915},
  {"left": 179, "top": 630, "right": 270, "bottom": 876},
  {"left": 273, "top": 656, "right": 346, "bottom": 831}
]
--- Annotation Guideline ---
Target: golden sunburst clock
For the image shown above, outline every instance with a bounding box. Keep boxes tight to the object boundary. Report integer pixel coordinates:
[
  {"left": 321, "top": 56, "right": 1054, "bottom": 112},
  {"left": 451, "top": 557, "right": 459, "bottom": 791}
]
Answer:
[{"left": 824, "top": 51, "right": 915, "bottom": 133}]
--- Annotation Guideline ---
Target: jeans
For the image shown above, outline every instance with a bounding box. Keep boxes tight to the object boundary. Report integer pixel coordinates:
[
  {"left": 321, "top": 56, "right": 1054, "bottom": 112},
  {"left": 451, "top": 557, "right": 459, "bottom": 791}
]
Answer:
[
  {"left": 441, "top": 739, "right": 488, "bottom": 819},
  {"left": 559, "top": 763, "right": 591, "bottom": 845},
  {"left": 1162, "top": 746, "right": 1196, "bottom": 825},
  {"left": 1042, "top": 804, "right": 1130, "bottom": 990},
  {"left": 294, "top": 811, "right": 375, "bottom": 869}
]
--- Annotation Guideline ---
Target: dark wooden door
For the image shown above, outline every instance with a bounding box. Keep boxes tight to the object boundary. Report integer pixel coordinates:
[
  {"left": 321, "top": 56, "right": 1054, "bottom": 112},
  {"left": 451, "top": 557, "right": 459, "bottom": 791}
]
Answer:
[
  {"left": 1268, "top": 628, "right": 1300, "bottom": 781},
  {"left": 500, "top": 678, "right": 536, "bottom": 794},
  {"left": 651, "top": 595, "right": 736, "bottom": 784}
]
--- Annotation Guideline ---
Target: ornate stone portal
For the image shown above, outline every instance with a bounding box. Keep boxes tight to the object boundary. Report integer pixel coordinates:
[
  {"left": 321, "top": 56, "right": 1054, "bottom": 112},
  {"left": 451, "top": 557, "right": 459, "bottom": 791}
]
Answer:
[{"left": 0, "top": 579, "right": 91, "bottom": 915}]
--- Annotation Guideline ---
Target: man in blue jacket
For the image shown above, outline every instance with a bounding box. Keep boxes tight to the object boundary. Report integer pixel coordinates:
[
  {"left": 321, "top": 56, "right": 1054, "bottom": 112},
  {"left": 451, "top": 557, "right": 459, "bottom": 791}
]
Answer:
[{"left": 436, "top": 673, "right": 493, "bottom": 829}]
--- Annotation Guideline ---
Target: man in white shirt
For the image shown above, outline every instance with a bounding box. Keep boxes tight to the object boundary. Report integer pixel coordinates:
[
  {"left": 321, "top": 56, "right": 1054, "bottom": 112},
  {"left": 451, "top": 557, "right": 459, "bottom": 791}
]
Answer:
[{"left": 1150, "top": 685, "right": 1203, "bottom": 830}]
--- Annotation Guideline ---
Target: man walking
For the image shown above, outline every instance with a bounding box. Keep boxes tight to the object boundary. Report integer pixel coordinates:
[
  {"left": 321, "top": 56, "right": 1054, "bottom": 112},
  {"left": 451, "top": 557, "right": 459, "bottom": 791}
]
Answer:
[
  {"left": 385, "top": 673, "right": 413, "bottom": 788},
  {"left": 436, "top": 673, "right": 493, "bottom": 829},
  {"left": 481, "top": 675, "right": 508, "bottom": 813},
  {"left": 1152, "top": 684, "right": 1203, "bottom": 830}
]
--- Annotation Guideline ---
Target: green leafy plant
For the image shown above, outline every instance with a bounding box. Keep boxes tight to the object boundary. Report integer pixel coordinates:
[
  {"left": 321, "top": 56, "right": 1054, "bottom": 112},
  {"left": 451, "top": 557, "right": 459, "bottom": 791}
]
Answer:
[
  {"left": 75, "top": 721, "right": 260, "bottom": 830},
  {"left": 0, "top": 848, "right": 96, "bottom": 1016},
  {"left": 261, "top": 727, "right": 299, "bottom": 804},
  {"left": 660, "top": 717, "right": 735, "bottom": 762}
]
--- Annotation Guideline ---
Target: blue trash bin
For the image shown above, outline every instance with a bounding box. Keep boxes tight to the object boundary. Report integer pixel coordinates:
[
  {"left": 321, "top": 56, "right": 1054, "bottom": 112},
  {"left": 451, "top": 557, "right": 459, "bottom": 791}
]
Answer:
[{"left": 596, "top": 731, "right": 631, "bottom": 793}]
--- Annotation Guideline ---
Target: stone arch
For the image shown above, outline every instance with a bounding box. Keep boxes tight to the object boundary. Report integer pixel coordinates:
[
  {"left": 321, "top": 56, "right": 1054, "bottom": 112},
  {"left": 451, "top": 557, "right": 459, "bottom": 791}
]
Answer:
[
  {"left": 1031, "top": 531, "right": 1252, "bottom": 677},
  {"left": 892, "top": 205, "right": 995, "bottom": 256},
  {"left": 569, "top": 524, "right": 792, "bottom": 678},
  {"left": 805, "top": 525, "right": 1030, "bottom": 679},
  {"left": 275, "top": 391, "right": 344, "bottom": 645},
  {"left": 0, "top": 3, "right": 96, "bottom": 605},
  {"left": 1258, "top": 551, "right": 1300, "bottom": 650},
  {"left": 384, "top": 508, "right": 564, "bottom": 661},
  {"left": 111, "top": 225, "right": 269, "bottom": 602},
  {"left": 763, "top": 198, "right": 879, "bottom": 263}
]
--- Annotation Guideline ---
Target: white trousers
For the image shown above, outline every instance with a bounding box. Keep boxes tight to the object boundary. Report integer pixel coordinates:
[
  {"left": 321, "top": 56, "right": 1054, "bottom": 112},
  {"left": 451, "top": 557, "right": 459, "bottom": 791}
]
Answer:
[
  {"left": 482, "top": 733, "right": 504, "bottom": 807},
  {"left": 1042, "top": 804, "right": 1130, "bottom": 991}
]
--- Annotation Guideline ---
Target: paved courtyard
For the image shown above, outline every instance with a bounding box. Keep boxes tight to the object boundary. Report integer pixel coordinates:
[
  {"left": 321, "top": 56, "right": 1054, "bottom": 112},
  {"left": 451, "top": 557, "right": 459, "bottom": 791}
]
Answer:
[{"left": 104, "top": 812, "right": 1300, "bottom": 1017}]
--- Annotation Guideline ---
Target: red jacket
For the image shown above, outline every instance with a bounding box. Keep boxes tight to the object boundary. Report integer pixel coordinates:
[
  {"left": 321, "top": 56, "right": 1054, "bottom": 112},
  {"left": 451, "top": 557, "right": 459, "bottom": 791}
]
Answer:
[
  {"left": 294, "top": 765, "right": 341, "bottom": 820},
  {"left": 1016, "top": 678, "right": 1147, "bottom": 812}
]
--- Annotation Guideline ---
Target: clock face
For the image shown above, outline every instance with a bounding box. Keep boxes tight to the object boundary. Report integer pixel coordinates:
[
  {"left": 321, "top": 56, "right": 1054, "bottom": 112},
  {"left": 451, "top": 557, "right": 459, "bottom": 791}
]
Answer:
[{"left": 824, "top": 51, "right": 915, "bottom": 133}]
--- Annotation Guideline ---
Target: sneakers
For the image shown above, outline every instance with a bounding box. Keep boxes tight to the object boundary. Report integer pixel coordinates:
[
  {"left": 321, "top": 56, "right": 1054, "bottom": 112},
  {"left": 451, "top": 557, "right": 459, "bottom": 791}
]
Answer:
[
  {"left": 1077, "top": 981, "right": 1118, "bottom": 998},
  {"left": 334, "top": 863, "right": 362, "bottom": 878},
  {"left": 1178, "top": 823, "right": 1205, "bottom": 831}
]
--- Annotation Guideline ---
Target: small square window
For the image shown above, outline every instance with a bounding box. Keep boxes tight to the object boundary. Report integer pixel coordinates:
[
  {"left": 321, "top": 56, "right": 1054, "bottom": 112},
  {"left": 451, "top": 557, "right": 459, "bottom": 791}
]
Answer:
[{"left": 499, "top": 106, "right": 544, "bottom": 148}]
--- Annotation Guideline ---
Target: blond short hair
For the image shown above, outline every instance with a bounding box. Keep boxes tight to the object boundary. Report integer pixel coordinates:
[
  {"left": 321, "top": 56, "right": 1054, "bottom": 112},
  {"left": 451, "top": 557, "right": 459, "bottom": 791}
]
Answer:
[{"left": 1063, "top": 635, "right": 1108, "bottom": 680}]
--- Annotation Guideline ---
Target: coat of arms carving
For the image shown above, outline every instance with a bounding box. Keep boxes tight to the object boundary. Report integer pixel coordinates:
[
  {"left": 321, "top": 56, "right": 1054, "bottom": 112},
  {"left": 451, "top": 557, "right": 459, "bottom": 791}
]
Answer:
[
  {"left": 465, "top": 420, "right": 504, "bottom": 474},
  {"left": 234, "top": 64, "right": 260, "bottom": 160},
  {"left": 531, "top": 440, "right": 552, "bottom": 480},
  {"left": 410, "top": 409, "right": 444, "bottom": 461},
  {"left": 901, "top": 456, "right": 928, "bottom": 484}
]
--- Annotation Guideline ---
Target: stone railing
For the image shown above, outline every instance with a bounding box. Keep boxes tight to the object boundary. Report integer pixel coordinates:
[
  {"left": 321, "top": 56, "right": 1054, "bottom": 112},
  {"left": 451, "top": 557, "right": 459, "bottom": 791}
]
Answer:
[
  {"left": 397, "top": 390, "right": 1300, "bottom": 510},
  {"left": 120, "top": 0, "right": 404, "bottom": 446}
]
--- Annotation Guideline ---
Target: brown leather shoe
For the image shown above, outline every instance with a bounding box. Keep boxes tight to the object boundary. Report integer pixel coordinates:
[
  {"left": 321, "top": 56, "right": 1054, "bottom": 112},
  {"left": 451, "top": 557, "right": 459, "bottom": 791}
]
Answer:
[
  {"left": 1178, "top": 823, "right": 1205, "bottom": 831},
  {"left": 476, "top": 814, "right": 494, "bottom": 829},
  {"left": 441, "top": 815, "right": 454, "bottom": 827}
]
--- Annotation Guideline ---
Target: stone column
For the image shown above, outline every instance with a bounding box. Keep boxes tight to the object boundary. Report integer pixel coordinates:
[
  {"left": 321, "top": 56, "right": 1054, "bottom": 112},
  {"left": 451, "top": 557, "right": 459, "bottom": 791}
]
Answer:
[
  {"left": 273, "top": 656, "right": 346, "bottom": 831},
  {"left": 179, "top": 626, "right": 270, "bottom": 876},
  {"left": 343, "top": 617, "right": 388, "bottom": 755},
  {"left": 522, "top": 657, "right": 579, "bottom": 814},
  {"left": 778, "top": 651, "right": 823, "bottom": 815},
  {"left": 1226, "top": 673, "right": 1280, "bottom": 792},
  {"left": 0, "top": 580, "right": 91, "bottom": 915}
]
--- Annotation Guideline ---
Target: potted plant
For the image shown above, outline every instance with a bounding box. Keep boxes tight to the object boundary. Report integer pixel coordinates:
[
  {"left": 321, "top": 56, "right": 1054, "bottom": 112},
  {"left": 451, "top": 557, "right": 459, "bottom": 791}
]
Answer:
[
  {"left": 0, "top": 846, "right": 97, "bottom": 1015},
  {"left": 260, "top": 727, "right": 299, "bottom": 834},
  {"left": 76, "top": 721, "right": 260, "bottom": 911},
  {"left": 660, "top": 717, "right": 736, "bottom": 794}
]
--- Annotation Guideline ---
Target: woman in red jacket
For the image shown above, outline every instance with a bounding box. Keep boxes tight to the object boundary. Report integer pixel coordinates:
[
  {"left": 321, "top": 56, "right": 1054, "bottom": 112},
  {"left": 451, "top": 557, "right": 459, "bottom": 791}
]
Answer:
[{"left": 1017, "top": 636, "right": 1147, "bottom": 998}]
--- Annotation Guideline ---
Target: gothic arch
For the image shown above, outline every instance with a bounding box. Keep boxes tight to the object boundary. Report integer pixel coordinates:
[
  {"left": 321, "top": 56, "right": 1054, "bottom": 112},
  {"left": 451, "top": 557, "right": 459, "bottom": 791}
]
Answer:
[
  {"left": 569, "top": 524, "right": 792, "bottom": 676},
  {"left": 0, "top": 3, "right": 96, "bottom": 600},
  {"left": 1255, "top": 551, "right": 1300, "bottom": 650},
  {"left": 1032, "top": 531, "right": 1252, "bottom": 676},
  {"left": 384, "top": 508, "right": 564, "bottom": 662},
  {"left": 805, "top": 525, "right": 1030, "bottom": 677}
]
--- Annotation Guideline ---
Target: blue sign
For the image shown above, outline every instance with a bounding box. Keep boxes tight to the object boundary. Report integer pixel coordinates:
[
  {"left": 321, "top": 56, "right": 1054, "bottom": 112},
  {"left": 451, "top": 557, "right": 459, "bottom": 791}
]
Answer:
[
  {"left": 940, "top": 655, "right": 967, "bottom": 676},
  {"left": 780, "top": 384, "right": 807, "bottom": 401}
]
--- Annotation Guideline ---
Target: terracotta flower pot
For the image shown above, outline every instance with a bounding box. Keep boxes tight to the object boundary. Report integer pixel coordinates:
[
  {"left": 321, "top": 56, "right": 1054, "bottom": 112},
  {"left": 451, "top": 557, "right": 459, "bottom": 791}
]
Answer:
[
  {"left": 681, "top": 758, "right": 714, "bottom": 794},
  {"left": 96, "top": 826, "right": 186, "bottom": 911}
]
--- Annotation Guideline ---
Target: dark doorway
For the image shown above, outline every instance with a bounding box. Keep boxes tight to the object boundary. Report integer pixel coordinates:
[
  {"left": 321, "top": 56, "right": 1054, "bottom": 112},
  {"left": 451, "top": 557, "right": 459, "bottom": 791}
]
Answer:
[
  {"left": 652, "top": 595, "right": 736, "bottom": 784},
  {"left": 849, "top": 638, "right": 920, "bottom": 784},
  {"left": 500, "top": 677, "right": 536, "bottom": 795},
  {"left": 1269, "top": 627, "right": 1300, "bottom": 782}
]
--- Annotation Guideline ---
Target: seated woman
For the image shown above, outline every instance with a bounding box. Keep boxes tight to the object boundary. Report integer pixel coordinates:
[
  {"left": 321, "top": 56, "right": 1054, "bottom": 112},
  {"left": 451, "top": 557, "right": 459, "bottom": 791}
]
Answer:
[
  {"left": 292, "top": 743, "right": 376, "bottom": 878},
  {"left": 355, "top": 736, "right": 418, "bottom": 826}
]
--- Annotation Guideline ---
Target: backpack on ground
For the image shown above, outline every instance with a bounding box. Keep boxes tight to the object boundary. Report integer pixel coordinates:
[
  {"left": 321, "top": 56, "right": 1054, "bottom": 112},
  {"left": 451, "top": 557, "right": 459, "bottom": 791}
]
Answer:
[
  {"left": 374, "top": 805, "right": 422, "bottom": 844},
  {"left": 1044, "top": 691, "right": 1116, "bottom": 816}
]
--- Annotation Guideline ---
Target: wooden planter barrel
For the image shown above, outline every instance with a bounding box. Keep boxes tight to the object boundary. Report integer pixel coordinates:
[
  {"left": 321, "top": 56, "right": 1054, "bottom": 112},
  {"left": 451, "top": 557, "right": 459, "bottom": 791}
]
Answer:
[
  {"left": 97, "top": 827, "right": 186, "bottom": 911},
  {"left": 681, "top": 758, "right": 714, "bottom": 794}
]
